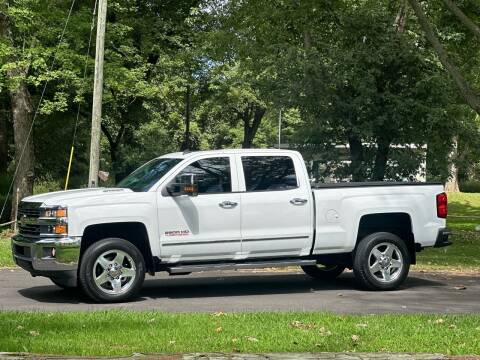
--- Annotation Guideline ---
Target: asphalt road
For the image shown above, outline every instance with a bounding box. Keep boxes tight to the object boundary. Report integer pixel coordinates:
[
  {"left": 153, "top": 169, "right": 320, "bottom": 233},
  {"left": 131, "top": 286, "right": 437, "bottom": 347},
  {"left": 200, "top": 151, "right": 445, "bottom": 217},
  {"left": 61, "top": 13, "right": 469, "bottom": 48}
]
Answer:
[{"left": 0, "top": 268, "right": 478, "bottom": 313}]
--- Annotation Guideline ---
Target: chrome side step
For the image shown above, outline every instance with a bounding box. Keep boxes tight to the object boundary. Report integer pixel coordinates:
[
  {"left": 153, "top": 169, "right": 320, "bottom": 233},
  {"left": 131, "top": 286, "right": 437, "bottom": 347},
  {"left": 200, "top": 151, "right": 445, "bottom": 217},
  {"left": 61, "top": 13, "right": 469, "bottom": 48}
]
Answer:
[{"left": 166, "top": 259, "right": 316, "bottom": 274}]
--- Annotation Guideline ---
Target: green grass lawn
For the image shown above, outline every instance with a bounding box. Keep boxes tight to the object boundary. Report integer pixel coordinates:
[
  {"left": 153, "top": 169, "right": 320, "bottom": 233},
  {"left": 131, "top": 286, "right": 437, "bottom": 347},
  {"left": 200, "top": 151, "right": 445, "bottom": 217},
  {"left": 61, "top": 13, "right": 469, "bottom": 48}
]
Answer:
[
  {"left": 0, "top": 231, "right": 13, "bottom": 268},
  {"left": 0, "top": 311, "right": 479, "bottom": 356},
  {"left": 446, "top": 192, "right": 480, "bottom": 232},
  {"left": 415, "top": 230, "right": 480, "bottom": 272}
]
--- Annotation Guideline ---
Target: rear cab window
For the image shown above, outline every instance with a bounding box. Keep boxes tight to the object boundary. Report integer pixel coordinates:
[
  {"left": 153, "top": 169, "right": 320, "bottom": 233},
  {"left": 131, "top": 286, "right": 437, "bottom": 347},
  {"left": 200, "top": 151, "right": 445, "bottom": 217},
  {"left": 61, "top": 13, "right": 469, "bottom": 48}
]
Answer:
[{"left": 241, "top": 156, "right": 298, "bottom": 191}]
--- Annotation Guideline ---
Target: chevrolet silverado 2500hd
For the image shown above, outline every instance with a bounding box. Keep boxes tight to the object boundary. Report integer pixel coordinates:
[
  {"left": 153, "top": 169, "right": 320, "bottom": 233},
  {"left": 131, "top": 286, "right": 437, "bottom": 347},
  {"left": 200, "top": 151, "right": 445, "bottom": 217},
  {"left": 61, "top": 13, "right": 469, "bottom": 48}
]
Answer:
[{"left": 12, "top": 149, "right": 451, "bottom": 302}]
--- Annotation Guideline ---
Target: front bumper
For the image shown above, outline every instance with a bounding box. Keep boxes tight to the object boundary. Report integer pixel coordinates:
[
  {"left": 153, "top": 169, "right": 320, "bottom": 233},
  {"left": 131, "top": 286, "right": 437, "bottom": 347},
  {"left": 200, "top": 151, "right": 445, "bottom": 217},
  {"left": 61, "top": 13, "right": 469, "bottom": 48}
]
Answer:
[
  {"left": 11, "top": 234, "right": 81, "bottom": 285},
  {"left": 434, "top": 228, "right": 452, "bottom": 248}
]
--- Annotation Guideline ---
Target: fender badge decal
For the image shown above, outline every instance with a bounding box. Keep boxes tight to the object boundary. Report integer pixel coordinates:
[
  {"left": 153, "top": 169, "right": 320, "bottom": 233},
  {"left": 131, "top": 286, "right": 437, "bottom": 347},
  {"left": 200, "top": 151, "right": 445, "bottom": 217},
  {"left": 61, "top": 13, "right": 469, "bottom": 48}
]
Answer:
[{"left": 165, "top": 230, "right": 190, "bottom": 237}]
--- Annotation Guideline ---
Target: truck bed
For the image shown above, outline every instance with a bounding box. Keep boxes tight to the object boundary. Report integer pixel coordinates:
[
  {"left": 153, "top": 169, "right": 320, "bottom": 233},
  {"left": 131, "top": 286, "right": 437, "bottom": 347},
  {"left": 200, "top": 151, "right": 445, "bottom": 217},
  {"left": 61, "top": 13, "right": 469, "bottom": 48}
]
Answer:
[
  {"left": 310, "top": 182, "right": 446, "bottom": 254},
  {"left": 312, "top": 181, "right": 442, "bottom": 189}
]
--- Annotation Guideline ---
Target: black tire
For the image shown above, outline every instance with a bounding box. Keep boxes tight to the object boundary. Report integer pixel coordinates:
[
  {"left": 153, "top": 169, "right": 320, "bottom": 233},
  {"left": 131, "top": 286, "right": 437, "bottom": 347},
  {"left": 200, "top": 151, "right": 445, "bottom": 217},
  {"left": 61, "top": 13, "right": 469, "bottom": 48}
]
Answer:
[
  {"left": 301, "top": 264, "right": 345, "bottom": 280},
  {"left": 78, "top": 238, "right": 146, "bottom": 303},
  {"left": 50, "top": 278, "right": 77, "bottom": 290},
  {"left": 353, "top": 232, "right": 410, "bottom": 290}
]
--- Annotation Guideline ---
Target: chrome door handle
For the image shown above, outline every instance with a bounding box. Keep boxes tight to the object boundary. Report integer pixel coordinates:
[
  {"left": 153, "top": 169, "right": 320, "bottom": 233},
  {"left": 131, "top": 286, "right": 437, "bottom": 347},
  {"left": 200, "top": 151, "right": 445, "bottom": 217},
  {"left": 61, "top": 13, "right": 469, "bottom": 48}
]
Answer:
[
  {"left": 219, "top": 201, "right": 238, "bottom": 209},
  {"left": 290, "top": 198, "right": 308, "bottom": 205}
]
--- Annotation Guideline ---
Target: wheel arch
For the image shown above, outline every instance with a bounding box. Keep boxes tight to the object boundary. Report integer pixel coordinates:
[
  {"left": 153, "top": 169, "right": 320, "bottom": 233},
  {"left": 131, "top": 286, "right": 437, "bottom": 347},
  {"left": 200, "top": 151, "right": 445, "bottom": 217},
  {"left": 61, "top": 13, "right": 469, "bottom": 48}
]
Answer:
[
  {"left": 80, "top": 222, "right": 155, "bottom": 273},
  {"left": 356, "top": 212, "right": 416, "bottom": 264}
]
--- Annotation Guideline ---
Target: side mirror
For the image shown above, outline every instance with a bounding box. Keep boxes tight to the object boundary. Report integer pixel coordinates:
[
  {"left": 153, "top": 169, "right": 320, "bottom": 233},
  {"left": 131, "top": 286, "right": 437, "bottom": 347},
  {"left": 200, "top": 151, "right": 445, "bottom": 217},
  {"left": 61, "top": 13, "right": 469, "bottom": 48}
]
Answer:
[
  {"left": 183, "top": 184, "right": 198, "bottom": 196},
  {"left": 166, "top": 182, "right": 198, "bottom": 197},
  {"left": 166, "top": 173, "right": 199, "bottom": 197}
]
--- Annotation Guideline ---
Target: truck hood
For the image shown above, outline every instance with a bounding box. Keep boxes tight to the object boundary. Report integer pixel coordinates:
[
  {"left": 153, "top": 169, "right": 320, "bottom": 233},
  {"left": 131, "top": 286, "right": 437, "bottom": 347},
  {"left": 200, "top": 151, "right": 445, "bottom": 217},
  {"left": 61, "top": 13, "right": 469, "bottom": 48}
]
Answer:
[{"left": 22, "top": 188, "right": 134, "bottom": 206}]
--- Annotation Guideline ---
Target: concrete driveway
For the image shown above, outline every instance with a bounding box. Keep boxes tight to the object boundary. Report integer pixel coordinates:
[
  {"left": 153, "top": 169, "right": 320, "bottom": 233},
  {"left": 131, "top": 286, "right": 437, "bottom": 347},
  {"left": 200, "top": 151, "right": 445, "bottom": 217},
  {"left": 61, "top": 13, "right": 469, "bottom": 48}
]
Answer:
[{"left": 0, "top": 268, "right": 478, "bottom": 313}]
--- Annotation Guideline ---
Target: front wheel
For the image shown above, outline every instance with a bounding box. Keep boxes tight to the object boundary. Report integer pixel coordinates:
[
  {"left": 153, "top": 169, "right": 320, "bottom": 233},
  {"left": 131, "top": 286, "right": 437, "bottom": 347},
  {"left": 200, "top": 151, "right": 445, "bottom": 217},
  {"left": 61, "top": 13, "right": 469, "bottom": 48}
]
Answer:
[
  {"left": 353, "top": 232, "right": 410, "bottom": 290},
  {"left": 301, "top": 263, "right": 345, "bottom": 280},
  {"left": 79, "top": 238, "right": 146, "bottom": 302}
]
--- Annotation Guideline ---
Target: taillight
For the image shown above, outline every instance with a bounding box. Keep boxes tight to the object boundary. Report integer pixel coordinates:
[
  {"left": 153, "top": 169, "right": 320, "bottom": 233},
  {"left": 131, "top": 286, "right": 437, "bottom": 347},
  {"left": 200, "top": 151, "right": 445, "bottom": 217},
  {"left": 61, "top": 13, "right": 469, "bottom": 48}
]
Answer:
[{"left": 436, "top": 192, "right": 448, "bottom": 218}]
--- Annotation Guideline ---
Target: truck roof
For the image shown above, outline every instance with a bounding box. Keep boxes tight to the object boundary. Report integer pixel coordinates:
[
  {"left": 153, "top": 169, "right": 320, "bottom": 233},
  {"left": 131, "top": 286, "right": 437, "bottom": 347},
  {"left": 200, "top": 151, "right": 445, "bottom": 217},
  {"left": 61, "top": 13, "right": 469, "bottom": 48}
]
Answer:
[{"left": 159, "top": 148, "right": 300, "bottom": 159}]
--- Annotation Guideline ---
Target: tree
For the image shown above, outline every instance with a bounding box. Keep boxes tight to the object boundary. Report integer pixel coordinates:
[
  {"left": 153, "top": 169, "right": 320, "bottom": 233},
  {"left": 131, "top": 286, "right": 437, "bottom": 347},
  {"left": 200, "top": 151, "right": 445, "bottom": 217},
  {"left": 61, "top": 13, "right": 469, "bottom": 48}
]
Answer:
[
  {"left": 96, "top": 0, "right": 202, "bottom": 179},
  {"left": 285, "top": 1, "right": 453, "bottom": 181},
  {"left": 408, "top": 0, "right": 480, "bottom": 115},
  {"left": 441, "top": 0, "right": 480, "bottom": 41},
  {"left": 408, "top": 0, "right": 480, "bottom": 190},
  {"left": 0, "top": 9, "right": 34, "bottom": 219}
]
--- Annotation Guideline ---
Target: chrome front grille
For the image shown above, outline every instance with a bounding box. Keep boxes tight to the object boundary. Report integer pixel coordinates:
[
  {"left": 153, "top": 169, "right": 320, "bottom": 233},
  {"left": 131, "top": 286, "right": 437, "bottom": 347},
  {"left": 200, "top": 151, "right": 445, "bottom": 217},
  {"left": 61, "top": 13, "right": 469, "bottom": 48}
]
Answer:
[
  {"left": 18, "top": 205, "right": 41, "bottom": 218},
  {"left": 17, "top": 202, "right": 42, "bottom": 239}
]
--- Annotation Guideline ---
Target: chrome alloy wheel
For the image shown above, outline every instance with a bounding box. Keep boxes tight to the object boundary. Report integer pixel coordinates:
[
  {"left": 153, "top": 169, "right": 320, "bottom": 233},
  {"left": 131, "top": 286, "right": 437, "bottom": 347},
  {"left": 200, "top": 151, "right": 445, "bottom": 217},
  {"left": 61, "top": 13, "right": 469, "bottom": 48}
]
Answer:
[
  {"left": 92, "top": 249, "right": 136, "bottom": 295},
  {"left": 368, "top": 242, "right": 403, "bottom": 283}
]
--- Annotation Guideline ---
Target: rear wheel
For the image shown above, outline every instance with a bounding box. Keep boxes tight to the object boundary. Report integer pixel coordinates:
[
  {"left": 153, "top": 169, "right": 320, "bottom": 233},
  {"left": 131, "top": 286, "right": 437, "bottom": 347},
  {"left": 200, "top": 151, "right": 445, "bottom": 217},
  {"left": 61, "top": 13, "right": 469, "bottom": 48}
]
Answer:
[
  {"left": 301, "top": 263, "right": 345, "bottom": 280},
  {"left": 353, "top": 232, "right": 410, "bottom": 290},
  {"left": 79, "top": 238, "right": 146, "bottom": 302}
]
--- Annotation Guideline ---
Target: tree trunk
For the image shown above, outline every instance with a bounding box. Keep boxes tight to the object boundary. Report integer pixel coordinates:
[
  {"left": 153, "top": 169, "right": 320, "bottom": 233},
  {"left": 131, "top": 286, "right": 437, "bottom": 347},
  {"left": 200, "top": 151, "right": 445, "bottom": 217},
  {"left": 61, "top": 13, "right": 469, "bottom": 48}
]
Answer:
[
  {"left": 347, "top": 133, "right": 365, "bottom": 182},
  {"left": 109, "top": 144, "right": 118, "bottom": 183},
  {"left": 181, "top": 85, "right": 191, "bottom": 151},
  {"left": 0, "top": 105, "right": 8, "bottom": 174},
  {"left": 408, "top": 0, "right": 480, "bottom": 115},
  {"left": 445, "top": 136, "right": 460, "bottom": 192},
  {"left": 101, "top": 123, "right": 125, "bottom": 183},
  {"left": 242, "top": 105, "right": 265, "bottom": 149},
  {"left": 442, "top": 0, "right": 480, "bottom": 41},
  {"left": 9, "top": 70, "right": 35, "bottom": 219},
  {"left": 394, "top": 0, "right": 409, "bottom": 33},
  {"left": 372, "top": 139, "right": 391, "bottom": 181}
]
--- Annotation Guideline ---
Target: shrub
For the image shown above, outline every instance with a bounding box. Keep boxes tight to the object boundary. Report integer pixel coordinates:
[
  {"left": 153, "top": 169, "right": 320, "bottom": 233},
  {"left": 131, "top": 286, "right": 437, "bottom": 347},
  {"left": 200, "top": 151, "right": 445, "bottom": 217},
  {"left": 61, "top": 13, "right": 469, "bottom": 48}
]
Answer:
[
  {"left": 34, "top": 176, "right": 62, "bottom": 195},
  {"left": 459, "top": 181, "right": 480, "bottom": 193}
]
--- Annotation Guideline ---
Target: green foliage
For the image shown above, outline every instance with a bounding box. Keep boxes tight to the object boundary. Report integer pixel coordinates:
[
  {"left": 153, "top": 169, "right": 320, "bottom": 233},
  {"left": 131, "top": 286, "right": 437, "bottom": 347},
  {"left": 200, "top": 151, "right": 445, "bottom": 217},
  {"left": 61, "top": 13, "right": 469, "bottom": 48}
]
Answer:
[
  {"left": 0, "top": 0, "right": 479, "bottom": 187},
  {"left": 33, "top": 175, "right": 61, "bottom": 195}
]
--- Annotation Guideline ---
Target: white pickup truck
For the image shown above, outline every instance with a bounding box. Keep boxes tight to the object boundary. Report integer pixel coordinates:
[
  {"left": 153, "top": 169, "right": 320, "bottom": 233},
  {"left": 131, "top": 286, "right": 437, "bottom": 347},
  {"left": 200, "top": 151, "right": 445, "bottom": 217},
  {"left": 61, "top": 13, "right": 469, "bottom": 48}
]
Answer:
[{"left": 12, "top": 149, "right": 451, "bottom": 302}]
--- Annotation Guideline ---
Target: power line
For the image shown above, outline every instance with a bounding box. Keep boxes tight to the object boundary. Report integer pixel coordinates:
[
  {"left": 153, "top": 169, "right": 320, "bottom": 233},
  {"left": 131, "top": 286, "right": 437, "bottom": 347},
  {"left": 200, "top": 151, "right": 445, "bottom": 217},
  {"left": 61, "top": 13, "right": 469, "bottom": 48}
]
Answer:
[{"left": 0, "top": 0, "right": 77, "bottom": 222}]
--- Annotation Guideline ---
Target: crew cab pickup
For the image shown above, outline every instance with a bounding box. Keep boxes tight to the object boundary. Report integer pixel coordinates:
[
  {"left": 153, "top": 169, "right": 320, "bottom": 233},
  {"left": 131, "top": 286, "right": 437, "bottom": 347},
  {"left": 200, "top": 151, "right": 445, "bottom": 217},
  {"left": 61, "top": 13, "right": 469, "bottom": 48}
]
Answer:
[{"left": 12, "top": 149, "right": 451, "bottom": 302}]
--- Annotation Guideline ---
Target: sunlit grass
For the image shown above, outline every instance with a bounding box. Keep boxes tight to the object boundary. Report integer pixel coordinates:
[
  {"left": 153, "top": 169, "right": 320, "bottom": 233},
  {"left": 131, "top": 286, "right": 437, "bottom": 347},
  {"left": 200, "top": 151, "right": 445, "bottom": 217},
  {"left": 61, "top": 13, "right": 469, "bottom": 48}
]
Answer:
[
  {"left": 446, "top": 192, "right": 480, "bottom": 232},
  {"left": 0, "top": 230, "right": 13, "bottom": 268}
]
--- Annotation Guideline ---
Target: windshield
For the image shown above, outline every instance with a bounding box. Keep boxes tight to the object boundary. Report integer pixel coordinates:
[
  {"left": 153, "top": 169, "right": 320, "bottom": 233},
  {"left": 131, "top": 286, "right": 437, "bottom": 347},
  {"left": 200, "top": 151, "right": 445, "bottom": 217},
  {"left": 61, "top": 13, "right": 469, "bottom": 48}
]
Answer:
[{"left": 117, "top": 158, "right": 182, "bottom": 192}]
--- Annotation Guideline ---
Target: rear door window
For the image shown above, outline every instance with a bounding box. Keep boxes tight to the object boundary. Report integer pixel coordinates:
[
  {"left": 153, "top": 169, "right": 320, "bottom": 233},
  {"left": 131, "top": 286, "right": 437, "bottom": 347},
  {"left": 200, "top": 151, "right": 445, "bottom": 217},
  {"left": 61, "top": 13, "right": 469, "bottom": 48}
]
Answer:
[{"left": 241, "top": 156, "right": 298, "bottom": 192}]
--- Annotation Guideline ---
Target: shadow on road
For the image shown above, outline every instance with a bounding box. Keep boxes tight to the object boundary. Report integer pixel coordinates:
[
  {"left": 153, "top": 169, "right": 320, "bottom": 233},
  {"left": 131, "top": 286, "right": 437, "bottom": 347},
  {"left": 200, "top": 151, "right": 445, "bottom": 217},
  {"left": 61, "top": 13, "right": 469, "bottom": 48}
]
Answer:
[{"left": 16, "top": 272, "right": 444, "bottom": 305}]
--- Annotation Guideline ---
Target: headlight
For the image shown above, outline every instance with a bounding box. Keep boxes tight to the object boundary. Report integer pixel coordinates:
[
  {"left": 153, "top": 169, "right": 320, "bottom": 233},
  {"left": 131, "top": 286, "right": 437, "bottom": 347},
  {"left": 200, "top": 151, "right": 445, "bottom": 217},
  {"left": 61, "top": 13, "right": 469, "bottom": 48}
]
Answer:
[
  {"left": 41, "top": 207, "right": 68, "bottom": 235},
  {"left": 43, "top": 208, "right": 67, "bottom": 218}
]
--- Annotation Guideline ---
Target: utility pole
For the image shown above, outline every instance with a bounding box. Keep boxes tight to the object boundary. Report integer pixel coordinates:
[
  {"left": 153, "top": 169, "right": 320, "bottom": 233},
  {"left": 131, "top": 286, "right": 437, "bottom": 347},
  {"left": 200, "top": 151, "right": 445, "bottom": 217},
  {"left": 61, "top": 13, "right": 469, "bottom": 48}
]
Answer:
[
  {"left": 278, "top": 109, "right": 282, "bottom": 149},
  {"left": 183, "top": 84, "right": 191, "bottom": 151},
  {"left": 88, "top": 0, "right": 107, "bottom": 187}
]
